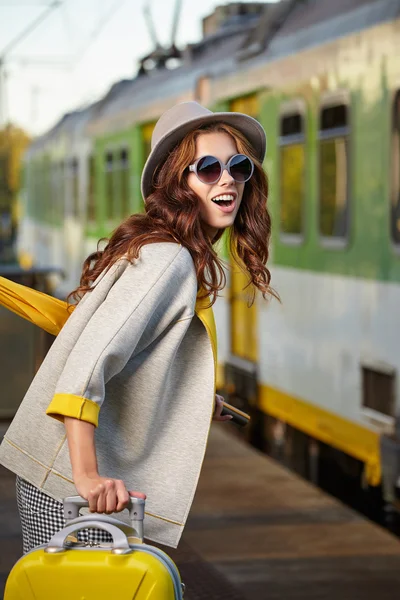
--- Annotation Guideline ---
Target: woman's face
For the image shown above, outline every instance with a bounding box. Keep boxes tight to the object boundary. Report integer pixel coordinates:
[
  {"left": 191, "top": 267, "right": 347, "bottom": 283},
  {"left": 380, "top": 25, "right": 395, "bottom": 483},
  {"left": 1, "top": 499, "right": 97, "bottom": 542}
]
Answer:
[{"left": 187, "top": 131, "right": 245, "bottom": 240}]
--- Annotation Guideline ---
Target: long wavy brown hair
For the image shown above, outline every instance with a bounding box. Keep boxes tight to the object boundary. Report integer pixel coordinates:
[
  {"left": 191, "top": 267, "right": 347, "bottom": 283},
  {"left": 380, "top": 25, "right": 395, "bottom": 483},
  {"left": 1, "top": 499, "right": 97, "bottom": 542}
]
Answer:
[{"left": 68, "top": 122, "right": 277, "bottom": 307}]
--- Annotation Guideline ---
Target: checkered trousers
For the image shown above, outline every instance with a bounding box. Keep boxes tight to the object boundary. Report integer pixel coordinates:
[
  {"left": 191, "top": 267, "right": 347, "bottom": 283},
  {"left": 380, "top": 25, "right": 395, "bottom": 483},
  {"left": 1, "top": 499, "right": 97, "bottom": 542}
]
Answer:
[{"left": 16, "top": 476, "right": 113, "bottom": 554}]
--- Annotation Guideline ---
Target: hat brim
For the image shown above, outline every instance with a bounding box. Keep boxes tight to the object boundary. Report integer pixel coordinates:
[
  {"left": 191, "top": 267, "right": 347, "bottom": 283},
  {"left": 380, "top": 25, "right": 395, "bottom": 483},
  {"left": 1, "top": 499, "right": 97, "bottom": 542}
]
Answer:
[{"left": 140, "top": 111, "right": 266, "bottom": 200}]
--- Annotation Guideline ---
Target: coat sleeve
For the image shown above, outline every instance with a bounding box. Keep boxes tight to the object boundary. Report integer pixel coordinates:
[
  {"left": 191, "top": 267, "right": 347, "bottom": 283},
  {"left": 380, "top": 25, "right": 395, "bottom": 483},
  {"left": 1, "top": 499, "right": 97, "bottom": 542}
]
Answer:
[{"left": 46, "top": 245, "right": 194, "bottom": 427}]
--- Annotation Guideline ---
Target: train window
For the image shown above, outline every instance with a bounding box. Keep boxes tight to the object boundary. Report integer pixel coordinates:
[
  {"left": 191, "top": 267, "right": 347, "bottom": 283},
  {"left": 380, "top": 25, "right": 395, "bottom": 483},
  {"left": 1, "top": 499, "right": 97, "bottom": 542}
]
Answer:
[
  {"left": 49, "top": 164, "right": 56, "bottom": 221},
  {"left": 391, "top": 91, "right": 400, "bottom": 246},
  {"left": 321, "top": 105, "right": 348, "bottom": 130},
  {"left": 281, "top": 114, "right": 302, "bottom": 136},
  {"left": 120, "top": 149, "right": 130, "bottom": 217},
  {"left": 279, "top": 110, "right": 305, "bottom": 237},
  {"left": 105, "top": 152, "right": 115, "bottom": 220},
  {"left": 50, "top": 161, "right": 64, "bottom": 222},
  {"left": 59, "top": 161, "right": 65, "bottom": 219},
  {"left": 69, "top": 158, "right": 79, "bottom": 218},
  {"left": 34, "top": 162, "right": 41, "bottom": 220},
  {"left": 38, "top": 162, "right": 45, "bottom": 220},
  {"left": 319, "top": 102, "right": 349, "bottom": 240},
  {"left": 38, "top": 162, "right": 44, "bottom": 220},
  {"left": 87, "top": 155, "right": 96, "bottom": 223},
  {"left": 362, "top": 366, "right": 395, "bottom": 418},
  {"left": 43, "top": 160, "right": 51, "bottom": 223}
]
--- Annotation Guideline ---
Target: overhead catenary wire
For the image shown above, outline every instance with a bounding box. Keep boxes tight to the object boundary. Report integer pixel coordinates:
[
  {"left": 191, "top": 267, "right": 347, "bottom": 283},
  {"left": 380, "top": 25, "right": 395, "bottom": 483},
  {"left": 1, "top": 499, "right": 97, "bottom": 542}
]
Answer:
[
  {"left": 143, "top": 0, "right": 162, "bottom": 49},
  {"left": 0, "top": 1, "right": 55, "bottom": 5},
  {"left": 1, "top": 0, "right": 185, "bottom": 129},
  {"left": 0, "top": 1, "right": 63, "bottom": 58},
  {"left": 0, "top": 0, "right": 63, "bottom": 126},
  {"left": 69, "top": 0, "right": 131, "bottom": 70},
  {"left": 0, "top": 0, "right": 130, "bottom": 127},
  {"left": 60, "top": 0, "right": 74, "bottom": 46},
  {"left": 5, "top": 0, "right": 129, "bottom": 71},
  {"left": 170, "top": 0, "right": 183, "bottom": 48}
]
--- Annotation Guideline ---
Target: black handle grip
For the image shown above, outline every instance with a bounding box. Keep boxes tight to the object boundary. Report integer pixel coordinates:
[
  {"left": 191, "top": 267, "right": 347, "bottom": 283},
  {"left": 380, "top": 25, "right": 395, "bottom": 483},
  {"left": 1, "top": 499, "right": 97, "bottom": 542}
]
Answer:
[{"left": 221, "top": 401, "right": 250, "bottom": 427}]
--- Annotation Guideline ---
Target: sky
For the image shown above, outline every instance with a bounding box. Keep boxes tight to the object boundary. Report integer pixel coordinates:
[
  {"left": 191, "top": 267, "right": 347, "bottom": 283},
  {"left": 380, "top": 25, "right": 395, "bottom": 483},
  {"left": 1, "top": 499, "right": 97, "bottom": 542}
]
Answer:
[{"left": 0, "top": 0, "right": 278, "bottom": 136}]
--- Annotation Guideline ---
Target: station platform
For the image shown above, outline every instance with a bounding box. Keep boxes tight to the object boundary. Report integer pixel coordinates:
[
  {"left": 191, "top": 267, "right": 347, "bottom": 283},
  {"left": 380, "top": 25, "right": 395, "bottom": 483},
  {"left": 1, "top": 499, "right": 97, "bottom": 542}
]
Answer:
[{"left": 1, "top": 424, "right": 400, "bottom": 598}]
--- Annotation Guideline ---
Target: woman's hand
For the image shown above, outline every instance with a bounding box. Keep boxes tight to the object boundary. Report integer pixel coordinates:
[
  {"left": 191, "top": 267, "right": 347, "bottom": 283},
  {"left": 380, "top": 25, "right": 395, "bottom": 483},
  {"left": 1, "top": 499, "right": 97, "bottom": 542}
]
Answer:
[
  {"left": 64, "top": 418, "right": 145, "bottom": 514},
  {"left": 74, "top": 474, "right": 146, "bottom": 514},
  {"left": 213, "top": 394, "right": 233, "bottom": 422}
]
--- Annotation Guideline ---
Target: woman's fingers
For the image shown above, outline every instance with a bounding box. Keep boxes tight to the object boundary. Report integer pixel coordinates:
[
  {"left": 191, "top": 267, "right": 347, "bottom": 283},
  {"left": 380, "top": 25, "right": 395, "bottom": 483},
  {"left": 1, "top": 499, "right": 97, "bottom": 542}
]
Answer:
[
  {"left": 216, "top": 414, "right": 233, "bottom": 421},
  {"left": 88, "top": 480, "right": 117, "bottom": 513},
  {"left": 129, "top": 490, "right": 147, "bottom": 500},
  {"left": 115, "top": 479, "right": 130, "bottom": 511},
  {"left": 105, "top": 479, "right": 118, "bottom": 514},
  {"left": 88, "top": 482, "right": 104, "bottom": 513},
  {"left": 214, "top": 395, "right": 223, "bottom": 417},
  {"left": 83, "top": 477, "right": 146, "bottom": 513},
  {"left": 97, "top": 484, "right": 107, "bottom": 513},
  {"left": 213, "top": 395, "right": 233, "bottom": 422}
]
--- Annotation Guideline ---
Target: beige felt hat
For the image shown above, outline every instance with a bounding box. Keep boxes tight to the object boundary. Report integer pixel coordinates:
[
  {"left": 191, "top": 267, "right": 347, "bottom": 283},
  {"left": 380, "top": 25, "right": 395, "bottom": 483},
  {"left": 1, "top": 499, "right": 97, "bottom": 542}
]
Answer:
[{"left": 140, "top": 101, "right": 266, "bottom": 200}]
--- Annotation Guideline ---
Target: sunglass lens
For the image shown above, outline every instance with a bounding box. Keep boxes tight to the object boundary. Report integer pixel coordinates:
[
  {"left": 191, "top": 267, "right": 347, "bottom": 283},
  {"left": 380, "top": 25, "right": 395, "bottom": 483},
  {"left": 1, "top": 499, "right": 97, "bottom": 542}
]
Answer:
[
  {"left": 196, "top": 156, "right": 222, "bottom": 184},
  {"left": 230, "top": 155, "right": 253, "bottom": 182}
]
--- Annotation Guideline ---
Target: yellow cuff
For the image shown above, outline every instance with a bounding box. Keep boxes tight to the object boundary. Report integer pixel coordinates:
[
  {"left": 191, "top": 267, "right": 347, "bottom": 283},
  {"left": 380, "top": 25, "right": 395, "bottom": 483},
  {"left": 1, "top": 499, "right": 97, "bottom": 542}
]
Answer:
[{"left": 46, "top": 393, "right": 100, "bottom": 427}]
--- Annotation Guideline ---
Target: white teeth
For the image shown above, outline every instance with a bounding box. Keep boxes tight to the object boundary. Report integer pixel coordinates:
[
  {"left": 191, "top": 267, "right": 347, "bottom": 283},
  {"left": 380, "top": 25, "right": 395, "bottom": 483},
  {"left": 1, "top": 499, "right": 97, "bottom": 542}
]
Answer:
[{"left": 212, "top": 194, "right": 234, "bottom": 203}]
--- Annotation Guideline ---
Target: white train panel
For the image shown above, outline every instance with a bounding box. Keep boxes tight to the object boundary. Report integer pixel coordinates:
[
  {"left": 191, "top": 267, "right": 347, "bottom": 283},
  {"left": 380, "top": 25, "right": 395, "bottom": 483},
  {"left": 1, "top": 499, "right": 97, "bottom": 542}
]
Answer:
[{"left": 257, "top": 266, "right": 400, "bottom": 431}]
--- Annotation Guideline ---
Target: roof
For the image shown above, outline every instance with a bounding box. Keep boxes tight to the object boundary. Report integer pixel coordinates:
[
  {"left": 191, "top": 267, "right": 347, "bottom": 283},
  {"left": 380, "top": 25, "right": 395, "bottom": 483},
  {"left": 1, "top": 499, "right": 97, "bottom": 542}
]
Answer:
[
  {"left": 89, "top": 0, "right": 400, "bottom": 130},
  {"left": 258, "top": 0, "right": 400, "bottom": 62},
  {"left": 31, "top": 0, "right": 400, "bottom": 142}
]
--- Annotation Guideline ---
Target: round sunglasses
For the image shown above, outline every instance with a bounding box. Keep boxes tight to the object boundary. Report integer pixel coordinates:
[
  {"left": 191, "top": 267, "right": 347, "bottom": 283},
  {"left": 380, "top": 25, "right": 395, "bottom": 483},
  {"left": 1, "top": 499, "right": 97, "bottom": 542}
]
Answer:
[{"left": 188, "top": 154, "right": 254, "bottom": 185}]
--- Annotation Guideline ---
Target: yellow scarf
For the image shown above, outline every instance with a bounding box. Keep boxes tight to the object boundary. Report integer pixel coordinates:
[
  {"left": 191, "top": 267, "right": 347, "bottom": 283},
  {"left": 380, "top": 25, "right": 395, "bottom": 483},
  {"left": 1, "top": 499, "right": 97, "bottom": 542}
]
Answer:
[{"left": 0, "top": 276, "right": 217, "bottom": 374}]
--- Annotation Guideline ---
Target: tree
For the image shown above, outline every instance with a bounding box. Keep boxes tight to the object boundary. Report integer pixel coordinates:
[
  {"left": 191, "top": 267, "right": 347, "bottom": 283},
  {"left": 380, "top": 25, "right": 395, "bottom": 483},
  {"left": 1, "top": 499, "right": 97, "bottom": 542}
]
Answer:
[{"left": 0, "top": 125, "right": 30, "bottom": 261}]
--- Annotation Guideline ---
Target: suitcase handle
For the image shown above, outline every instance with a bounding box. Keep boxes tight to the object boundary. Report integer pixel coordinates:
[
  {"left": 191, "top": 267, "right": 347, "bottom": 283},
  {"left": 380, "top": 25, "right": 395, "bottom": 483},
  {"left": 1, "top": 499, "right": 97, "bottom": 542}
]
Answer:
[
  {"left": 63, "top": 495, "right": 145, "bottom": 541},
  {"left": 63, "top": 495, "right": 145, "bottom": 521},
  {"left": 45, "top": 519, "right": 133, "bottom": 555},
  {"left": 65, "top": 513, "right": 143, "bottom": 543}
]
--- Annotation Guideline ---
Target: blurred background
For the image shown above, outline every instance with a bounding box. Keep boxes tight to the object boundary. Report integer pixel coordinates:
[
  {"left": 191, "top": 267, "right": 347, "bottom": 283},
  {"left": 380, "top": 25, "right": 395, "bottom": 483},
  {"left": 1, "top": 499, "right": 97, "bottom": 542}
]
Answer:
[{"left": 2, "top": 0, "right": 400, "bottom": 597}]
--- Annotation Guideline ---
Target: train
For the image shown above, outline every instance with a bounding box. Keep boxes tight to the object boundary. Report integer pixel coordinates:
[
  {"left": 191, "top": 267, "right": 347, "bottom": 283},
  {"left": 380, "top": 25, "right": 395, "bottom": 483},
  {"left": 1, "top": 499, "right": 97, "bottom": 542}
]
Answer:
[{"left": 13, "top": 0, "right": 400, "bottom": 517}]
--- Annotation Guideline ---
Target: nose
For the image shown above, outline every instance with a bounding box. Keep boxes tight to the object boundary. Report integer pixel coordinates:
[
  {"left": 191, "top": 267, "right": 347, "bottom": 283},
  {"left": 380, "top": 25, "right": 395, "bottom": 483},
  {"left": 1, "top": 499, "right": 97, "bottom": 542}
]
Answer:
[{"left": 219, "top": 166, "right": 235, "bottom": 185}]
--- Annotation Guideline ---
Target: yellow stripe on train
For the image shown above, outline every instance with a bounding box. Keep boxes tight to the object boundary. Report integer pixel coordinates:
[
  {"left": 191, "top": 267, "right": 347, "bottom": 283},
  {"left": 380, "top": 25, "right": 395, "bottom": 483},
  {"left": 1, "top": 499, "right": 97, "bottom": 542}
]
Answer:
[{"left": 258, "top": 384, "right": 381, "bottom": 487}]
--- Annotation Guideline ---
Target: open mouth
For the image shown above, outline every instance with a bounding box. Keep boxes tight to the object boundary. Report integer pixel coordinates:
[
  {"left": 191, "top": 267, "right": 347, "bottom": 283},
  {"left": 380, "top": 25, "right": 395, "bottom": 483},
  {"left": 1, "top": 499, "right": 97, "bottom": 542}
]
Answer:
[{"left": 211, "top": 194, "right": 235, "bottom": 208}]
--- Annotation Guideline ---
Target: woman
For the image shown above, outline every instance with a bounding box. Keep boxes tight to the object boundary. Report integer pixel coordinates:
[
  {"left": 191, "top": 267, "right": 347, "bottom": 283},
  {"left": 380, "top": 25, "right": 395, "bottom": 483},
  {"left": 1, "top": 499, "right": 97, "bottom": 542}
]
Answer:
[{"left": 0, "top": 101, "right": 275, "bottom": 552}]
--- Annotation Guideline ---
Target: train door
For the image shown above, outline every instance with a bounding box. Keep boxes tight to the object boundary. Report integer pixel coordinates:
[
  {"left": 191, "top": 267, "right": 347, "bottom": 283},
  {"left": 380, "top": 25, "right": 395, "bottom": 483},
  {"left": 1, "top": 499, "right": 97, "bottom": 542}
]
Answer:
[
  {"left": 142, "top": 122, "right": 155, "bottom": 161},
  {"left": 139, "top": 121, "right": 156, "bottom": 209},
  {"left": 225, "top": 95, "right": 260, "bottom": 435}
]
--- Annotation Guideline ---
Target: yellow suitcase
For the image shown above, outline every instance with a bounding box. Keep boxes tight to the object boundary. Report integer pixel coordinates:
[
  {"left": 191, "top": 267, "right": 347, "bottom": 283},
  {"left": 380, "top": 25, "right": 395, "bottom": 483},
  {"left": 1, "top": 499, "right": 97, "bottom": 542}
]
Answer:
[{"left": 5, "top": 495, "right": 184, "bottom": 599}]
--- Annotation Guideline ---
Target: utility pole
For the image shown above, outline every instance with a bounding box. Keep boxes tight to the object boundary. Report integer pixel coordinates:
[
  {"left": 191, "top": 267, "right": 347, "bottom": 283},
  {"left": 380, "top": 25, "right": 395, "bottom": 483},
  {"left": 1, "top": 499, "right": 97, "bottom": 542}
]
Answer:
[{"left": 0, "top": 0, "right": 62, "bottom": 127}]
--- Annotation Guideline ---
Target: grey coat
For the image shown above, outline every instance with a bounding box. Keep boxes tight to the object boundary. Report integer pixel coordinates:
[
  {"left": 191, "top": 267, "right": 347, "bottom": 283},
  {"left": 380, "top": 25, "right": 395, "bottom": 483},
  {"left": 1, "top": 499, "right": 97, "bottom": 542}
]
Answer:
[{"left": 0, "top": 243, "right": 216, "bottom": 548}]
